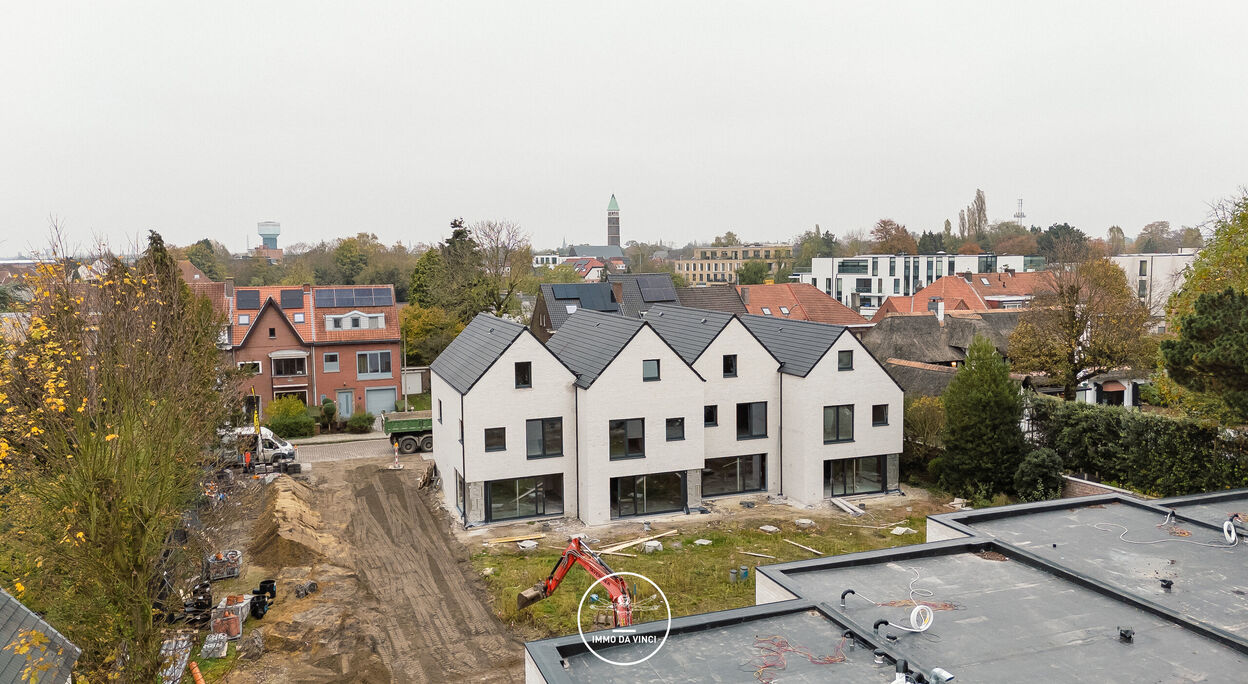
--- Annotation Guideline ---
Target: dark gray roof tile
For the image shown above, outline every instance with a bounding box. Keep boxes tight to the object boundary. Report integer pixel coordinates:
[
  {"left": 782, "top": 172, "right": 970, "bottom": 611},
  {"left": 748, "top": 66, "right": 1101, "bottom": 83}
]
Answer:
[
  {"left": 737, "top": 314, "right": 846, "bottom": 377},
  {"left": 641, "top": 304, "right": 735, "bottom": 364},
  {"left": 545, "top": 309, "right": 645, "bottom": 388},
  {"left": 430, "top": 313, "right": 527, "bottom": 394}
]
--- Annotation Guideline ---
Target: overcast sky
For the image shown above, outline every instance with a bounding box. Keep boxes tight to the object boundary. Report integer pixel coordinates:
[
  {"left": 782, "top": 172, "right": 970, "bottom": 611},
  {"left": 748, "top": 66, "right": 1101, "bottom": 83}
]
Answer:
[{"left": 2, "top": 1, "right": 1246, "bottom": 256}]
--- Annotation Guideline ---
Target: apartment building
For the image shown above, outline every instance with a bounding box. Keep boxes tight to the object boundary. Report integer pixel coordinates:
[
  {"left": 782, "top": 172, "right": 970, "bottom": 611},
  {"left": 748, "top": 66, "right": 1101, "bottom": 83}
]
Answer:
[
  {"left": 1109, "top": 249, "right": 1197, "bottom": 325},
  {"left": 430, "top": 304, "right": 903, "bottom": 527},
  {"left": 672, "top": 243, "right": 793, "bottom": 284},
  {"left": 802, "top": 253, "right": 1045, "bottom": 317},
  {"left": 218, "top": 284, "right": 401, "bottom": 420}
]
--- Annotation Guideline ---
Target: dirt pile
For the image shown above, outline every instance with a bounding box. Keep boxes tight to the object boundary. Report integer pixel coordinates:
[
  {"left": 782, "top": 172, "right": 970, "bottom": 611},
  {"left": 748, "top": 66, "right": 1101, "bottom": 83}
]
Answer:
[{"left": 248, "top": 475, "right": 328, "bottom": 567}]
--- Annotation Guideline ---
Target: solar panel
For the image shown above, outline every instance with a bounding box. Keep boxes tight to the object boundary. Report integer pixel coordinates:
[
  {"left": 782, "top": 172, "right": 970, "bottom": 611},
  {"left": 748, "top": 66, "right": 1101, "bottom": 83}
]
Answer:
[
  {"left": 279, "top": 289, "right": 304, "bottom": 310},
  {"left": 373, "top": 288, "right": 393, "bottom": 305},
  {"left": 236, "top": 289, "right": 261, "bottom": 310},
  {"left": 551, "top": 284, "right": 579, "bottom": 300},
  {"left": 354, "top": 287, "right": 374, "bottom": 306},
  {"left": 313, "top": 289, "right": 335, "bottom": 307},
  {"left": 638, "top": 275, "right": 676, "bottom": 303}
]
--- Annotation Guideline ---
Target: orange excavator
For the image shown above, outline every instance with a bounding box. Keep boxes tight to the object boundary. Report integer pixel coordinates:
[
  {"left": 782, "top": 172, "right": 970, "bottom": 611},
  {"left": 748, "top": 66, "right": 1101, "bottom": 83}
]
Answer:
[{"left": 517, "top": 537, "right": 634, "bottom": 627}]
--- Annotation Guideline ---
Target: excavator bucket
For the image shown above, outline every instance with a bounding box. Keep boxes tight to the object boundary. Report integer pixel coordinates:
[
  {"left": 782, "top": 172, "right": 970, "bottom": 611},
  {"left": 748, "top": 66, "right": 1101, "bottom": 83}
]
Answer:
[{"left": 517, "top": 583, "right": 547, "bottom": 611}]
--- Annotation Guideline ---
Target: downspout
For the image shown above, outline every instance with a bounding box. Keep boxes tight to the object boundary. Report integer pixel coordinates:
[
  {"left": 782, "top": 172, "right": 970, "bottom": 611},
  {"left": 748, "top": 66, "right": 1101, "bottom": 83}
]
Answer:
[
  {"left": 777, "top": 368, "right": 784, "bottom": 497},
  {"left": 574, "top": 385, "right": 580, "bottom": 522},
  {"left": 460, "top": 391, "right": 467, "bottom": 528}
]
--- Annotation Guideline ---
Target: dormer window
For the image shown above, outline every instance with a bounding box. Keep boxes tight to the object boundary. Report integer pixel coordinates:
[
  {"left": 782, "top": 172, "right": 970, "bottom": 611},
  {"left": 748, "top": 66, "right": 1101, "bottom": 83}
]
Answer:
[
  {"left": 325, "top": 311, "right": 385, "bottom": 331},
  {"left": 351, "top": 317, "right": 361, "bottom": 328}
]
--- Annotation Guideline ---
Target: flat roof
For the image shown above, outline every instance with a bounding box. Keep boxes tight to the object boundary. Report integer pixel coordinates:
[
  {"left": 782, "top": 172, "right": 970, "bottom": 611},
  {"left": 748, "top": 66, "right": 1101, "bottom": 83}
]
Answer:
[{"left": 525, "top": 490, "right": 1248, "bottom": 683}]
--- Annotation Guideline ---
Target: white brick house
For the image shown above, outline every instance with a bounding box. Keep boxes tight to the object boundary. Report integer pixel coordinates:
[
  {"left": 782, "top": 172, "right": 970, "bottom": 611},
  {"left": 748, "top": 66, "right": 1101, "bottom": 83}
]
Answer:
[{"left": 430, "top": 306, "right": 904, "bottom": 528}]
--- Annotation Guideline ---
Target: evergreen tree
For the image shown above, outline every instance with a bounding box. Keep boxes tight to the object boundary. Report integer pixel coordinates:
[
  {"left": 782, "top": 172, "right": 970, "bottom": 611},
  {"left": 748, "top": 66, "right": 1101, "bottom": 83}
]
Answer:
[
  {"left": 933, "top": 335, "right": 1026, "bottom": 496},
  {"left": 1162, "top": 287, "right": 1248, "bottom": 421}
]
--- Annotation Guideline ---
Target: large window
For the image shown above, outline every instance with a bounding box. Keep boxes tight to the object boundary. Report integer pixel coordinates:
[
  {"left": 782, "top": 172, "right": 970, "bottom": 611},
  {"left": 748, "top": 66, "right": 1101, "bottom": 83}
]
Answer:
[
  {"left": 704, "top": 405, "right": 718, "bottom": 426},
  {"left": 824, "top": 404, "right": 854, "bottom": 443},
  {"left": 824, "top": 456, "right": 884, "bottom": 497},
  {"left": 611, "top": 471, "right": 684, "bottom": 518},
  {"left": 723, "top": 354, "right": 737, "bottom": 378},
  {"left": 642, "top": 359, "right": 660, "bottom": 382},
  {"left": 484, "top": 427, "right": 506, "bottom": 452},
  {"left": 486, "top": 474, "right": 564, "bottom": 522},
  {"left": 702, "top": 454, "right": 765, "bottom": 497},
  {"left": 526, "top": 418, "right": 562, "bottom": 458},
  {"left": 609, "top": 419, "right": 645, "bottom": 459},
  {"left": 666, "top": 417, "right": 685, "bottom": 441},
  {"left": 736, "top": 402, "right": 767, "bottom": 439},
  {"left": 272, "top": 357, "right": 306, "bottom": 377},
  {"left": 515, "top": 362, "right": 532, "bottom": 389},
  {"left": 357, "top": 350, "right": 392, "bottom": 378}
]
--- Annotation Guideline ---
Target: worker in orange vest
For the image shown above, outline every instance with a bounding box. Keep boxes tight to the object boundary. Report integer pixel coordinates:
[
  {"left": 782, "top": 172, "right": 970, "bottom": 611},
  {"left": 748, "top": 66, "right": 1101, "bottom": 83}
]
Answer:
[{"left": 243, "top": 450, "right": 252, "bottom": 473}]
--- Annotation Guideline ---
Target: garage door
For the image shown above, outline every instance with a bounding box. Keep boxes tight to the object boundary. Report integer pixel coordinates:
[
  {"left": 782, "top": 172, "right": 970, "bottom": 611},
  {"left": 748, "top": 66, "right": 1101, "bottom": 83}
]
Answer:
[{"left": 365, "top": 387, "right": 397, "bottom": 416}]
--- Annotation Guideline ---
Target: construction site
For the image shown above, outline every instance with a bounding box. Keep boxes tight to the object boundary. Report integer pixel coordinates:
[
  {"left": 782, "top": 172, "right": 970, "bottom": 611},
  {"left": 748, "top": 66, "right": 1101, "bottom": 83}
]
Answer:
[{"left": 170, "top": 441, "right": 946, "bottom": 683}]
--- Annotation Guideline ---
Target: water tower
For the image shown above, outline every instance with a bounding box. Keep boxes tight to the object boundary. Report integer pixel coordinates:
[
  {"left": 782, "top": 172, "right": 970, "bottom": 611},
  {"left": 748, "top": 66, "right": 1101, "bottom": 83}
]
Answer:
[{"left": 258, "top": 221, "right": 281, "bottom": 249}]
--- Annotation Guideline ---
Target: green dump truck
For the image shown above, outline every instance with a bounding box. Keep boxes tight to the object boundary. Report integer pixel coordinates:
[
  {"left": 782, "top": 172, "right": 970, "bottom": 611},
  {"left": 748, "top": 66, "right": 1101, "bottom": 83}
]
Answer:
[{"left": 383, "top": 411, "right": 434, "bottom": 454}]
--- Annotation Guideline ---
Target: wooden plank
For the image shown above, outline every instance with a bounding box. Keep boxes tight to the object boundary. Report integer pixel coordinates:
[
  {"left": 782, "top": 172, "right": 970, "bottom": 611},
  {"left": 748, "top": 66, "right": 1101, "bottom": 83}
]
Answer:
[
  {"left": 600, "top": 551, "right": 637, "bottom": 558},
  {"left": 783, "top": 539, "right": 823, "bottom": 555},
  {"left": 742, "top": 551, "right": 777, "bottom": 559},
  {"left": 599, "top": 530, "right": 678, "bottom": 554},
  {"left": 482, "top": 533, "right": 546, "bottom": 545}
]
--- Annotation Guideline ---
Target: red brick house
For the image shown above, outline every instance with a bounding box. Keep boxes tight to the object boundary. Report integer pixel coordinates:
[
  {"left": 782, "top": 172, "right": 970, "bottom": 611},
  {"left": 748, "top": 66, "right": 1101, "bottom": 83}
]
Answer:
[{"left": 217, "top": 283, "right": 401, "bottom": 421}]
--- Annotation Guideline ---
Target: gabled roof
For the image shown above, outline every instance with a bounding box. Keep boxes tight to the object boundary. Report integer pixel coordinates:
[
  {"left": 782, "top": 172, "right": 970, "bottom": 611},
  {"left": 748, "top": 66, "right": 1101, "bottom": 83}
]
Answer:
[
  {"left": 641, "top": 304, "right": 736, "bottom": 364},
  {"left": 606, "top": 272, "right": 679, "bottom": 317},
  {"left": 236, "top": 296, "right": 310, "bottom": 347},
  {"left": 538, "top": 283, "right": 619, "bottom": 330},
  {"left": 675, "top": 285, "right": 748, "bottom": 314},
  {"left": 1, "top": 588, "right": 81, "bottom": 683},
  {"left": 545, "top": 308, "right": 704, "bottom": 389},
  {"left": 737, "top": 283, "right": 870, "bottom": 325},
  {"left": 177, "top": 259, "right": 210, "bottom": 284},
  {"left": 567, "top": 244, "right": 625, "bottom": 260},
  {"left": 876, "top": 272, "right": 1056, "bottom": 316},
  {"left": 737, "top": 314, "right": 846, "bottom": 377},
  {"left": 430, "top": 313, "right": 528, "bottom": 394}
]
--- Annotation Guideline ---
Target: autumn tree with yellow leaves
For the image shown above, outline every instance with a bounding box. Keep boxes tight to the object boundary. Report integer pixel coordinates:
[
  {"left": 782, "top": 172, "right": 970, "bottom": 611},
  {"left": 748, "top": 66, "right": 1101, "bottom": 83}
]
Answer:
[{"left": 0, "top": 231, "right": 237, "bottom": 681}]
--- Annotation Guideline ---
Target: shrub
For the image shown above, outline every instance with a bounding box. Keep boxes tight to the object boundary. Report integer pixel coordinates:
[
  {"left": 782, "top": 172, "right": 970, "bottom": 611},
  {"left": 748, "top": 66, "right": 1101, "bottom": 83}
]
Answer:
[
  {"left": 320, "top": 398, "right": 338, "bottom": 428},
  {"left": 264, "top": 396, "right": 315, "bottom": 438},
  {"left": 1014, "top": 448, "right": 1064, "bottom": 501},
  {"left": 902, "top": 396, "right": 945, "bottom": 478},
  {"left": 345, "top": 410, "right": 375, "bottom": 434},
  {"left": 938, "top": 336, "right": 1026, "bottom": 496}
]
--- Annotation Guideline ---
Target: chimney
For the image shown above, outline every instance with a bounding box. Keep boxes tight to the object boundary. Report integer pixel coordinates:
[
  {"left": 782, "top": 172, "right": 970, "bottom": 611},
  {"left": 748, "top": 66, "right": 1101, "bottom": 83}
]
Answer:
[
  {"left": 611, "top": 281, "right": 624, "bottom": 304},
  {"left": 740, "top": 287, "right": 750, "bottom": 305},
  {"left": 959, "top": 271, "right": 972, "bottom": 282},
  {"left": 224, "top": 277, "right": 235, "bottom": 297},
  {"left": 1004, "top": 267, "right": 1015, "bottom": 277},
  {"left": 302, "top": 282, "right": 312, "bottom": 292},
  {"left": 850, "top": 292, "right": 861, "bottom": 313},
  {"left": 928, "top": 296, "right": 945, "bottom": 323}
]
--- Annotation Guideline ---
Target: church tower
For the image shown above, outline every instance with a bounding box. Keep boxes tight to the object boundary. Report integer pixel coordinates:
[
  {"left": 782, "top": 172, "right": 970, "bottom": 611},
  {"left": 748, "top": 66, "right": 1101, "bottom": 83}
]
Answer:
[{"left": 607, "top": 194, "right": 620, "bottom": 247}]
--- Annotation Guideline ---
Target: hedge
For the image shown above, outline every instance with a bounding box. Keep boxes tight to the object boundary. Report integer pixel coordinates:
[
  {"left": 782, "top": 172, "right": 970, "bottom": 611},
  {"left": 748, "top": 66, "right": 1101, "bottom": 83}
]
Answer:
[{"left": 1027, "top": 394, "right": 1248, "bottom": 496}]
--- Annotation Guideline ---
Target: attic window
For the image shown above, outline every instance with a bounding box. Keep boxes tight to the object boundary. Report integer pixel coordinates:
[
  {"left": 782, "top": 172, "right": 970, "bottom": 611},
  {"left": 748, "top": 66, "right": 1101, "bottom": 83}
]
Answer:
[
  {"left": 761, "top": 307, "right": 772, "bottom": 315},
  {"left": 980, "top": 277, "right": 990, "bottom": 285},
  {"left": 779, "top": 307, "right": 790, "bottom": 315},
  {"left": 565, "top": 305, "right": 577, "bottom": 314}
]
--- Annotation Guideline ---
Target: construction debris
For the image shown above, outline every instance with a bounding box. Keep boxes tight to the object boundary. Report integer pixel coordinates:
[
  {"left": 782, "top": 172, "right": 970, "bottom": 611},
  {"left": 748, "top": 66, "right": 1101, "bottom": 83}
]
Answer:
[
  {"left": 783, "top": 539, "right": 822, "bottom": 555},
  {"left": 200, "top": 633, "right": 229, "bottom": 659},
  {"left": 600, "top": 529, "right": 678, "bottom": 554},
  {"left": 694, "top": 539, "right": 712, "bottom": 546},
  {"left": 890, "top": 526, "right": 919, "bottom": 535},
  {"left": 293, "top": 580, "right": 320, "bottom": 598},
  {"left": 204, "top": 549, "right": 243, "bottom": 581},
  {"left": 759, "top": 525, "right": 780, "bottom": 534},
  {"left": 237, "top": 628, "right": 264, "bottom": 660},
  {"left": 829, "top": 497, "right": 864, "bottom": 517},
  {"left": 600, "top": 551, "right": 636, "bottom": 558},
  {"left": 742, "top": 551, "right": 777, "bottom": 559},
  {"left": 643, "top": 541, "right": 663, "bottom": 553},
  {"left": 517, "top": 540, "right": 539, "bottom": 551},
  {"left": 483, "top": 533, "right": 546, "bottom": 545},
  {"left": 158, "top": 633, "right": 195, "bottom": 684},
  {"left": 794, "top": 518, "right": 815, "bottom": 529}
]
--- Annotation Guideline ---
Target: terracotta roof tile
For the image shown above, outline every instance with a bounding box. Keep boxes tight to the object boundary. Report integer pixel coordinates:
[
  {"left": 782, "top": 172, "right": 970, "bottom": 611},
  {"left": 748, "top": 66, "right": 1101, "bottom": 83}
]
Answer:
[
  {"left": 228, "top": 285, "right": 398, "bottom": 347},
  {"left": 876, "top": 272, "right": 1055, "bottom": 317},
  {"left": 736, "top": 283, "right": 869, "bottom": 325}
]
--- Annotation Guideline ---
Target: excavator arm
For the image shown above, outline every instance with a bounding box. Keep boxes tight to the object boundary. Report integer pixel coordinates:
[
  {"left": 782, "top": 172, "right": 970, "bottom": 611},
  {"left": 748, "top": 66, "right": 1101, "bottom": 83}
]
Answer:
[{"left": 517, "top": 537, "right": 634, "bottom": 627}]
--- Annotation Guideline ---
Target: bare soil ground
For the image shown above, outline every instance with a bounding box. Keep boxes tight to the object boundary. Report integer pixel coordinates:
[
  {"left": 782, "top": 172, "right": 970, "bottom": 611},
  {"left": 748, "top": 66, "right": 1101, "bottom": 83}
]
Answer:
[{"left": 217, "top": 456, "right": 523, "bottom": 683}]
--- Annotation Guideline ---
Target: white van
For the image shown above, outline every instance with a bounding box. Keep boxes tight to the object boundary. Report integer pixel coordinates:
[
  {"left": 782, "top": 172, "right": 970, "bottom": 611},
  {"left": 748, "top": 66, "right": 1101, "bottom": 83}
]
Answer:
[{"left": 225, "top": 426, "right": 298, "bottom": 463}]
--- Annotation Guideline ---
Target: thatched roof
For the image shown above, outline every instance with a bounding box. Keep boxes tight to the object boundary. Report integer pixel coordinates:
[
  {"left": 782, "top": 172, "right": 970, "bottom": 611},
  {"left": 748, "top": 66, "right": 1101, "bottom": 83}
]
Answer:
[{"left": 862, "top": 310, "right": 1020, "bottom": 365}]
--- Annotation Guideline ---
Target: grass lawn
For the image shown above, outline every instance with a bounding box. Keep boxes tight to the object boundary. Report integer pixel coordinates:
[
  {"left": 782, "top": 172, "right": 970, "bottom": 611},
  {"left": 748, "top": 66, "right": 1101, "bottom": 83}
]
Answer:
[
  {"left": 396, "top": 392, "right": 432, "bottom": 412},
  {"left": 472, "top": 511, "right": 930, "bottom": 639}
]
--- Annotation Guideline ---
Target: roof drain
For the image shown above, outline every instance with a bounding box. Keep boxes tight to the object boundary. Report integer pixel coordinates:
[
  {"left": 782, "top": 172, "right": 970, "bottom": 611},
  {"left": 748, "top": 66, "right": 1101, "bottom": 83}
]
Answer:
[
  {"left": 893, "top": 659, "right": 909, "bottom": 684},
  {"left": 873, "top": 618, "right": 890, "bottom": 635},
  {"left": 840, "top": 589, "right": 855, "bottom": 607}
]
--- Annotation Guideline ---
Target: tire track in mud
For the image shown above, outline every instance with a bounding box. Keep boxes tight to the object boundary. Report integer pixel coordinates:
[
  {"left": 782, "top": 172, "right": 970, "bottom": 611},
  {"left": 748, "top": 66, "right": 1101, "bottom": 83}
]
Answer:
[{"left": 339, "top": 461, "right": 523, "bottom": 682}]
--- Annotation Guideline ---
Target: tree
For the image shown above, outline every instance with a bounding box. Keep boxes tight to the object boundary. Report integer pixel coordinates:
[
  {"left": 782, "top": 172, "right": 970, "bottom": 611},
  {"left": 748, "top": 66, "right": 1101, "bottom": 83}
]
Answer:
[
  {"left": 1008, "top": 257, "right": 1152, "bottom": 400},
  {"left": 736, "top": 260, "right": 769, "bottom": 285},
  {"left": 1161, "top": 288, "right": 1248, "bottom": 421},
  {"left": 1135, "top": 220, "right": 1178, "bottom": 253},
  {"left": 409, "top": 248, "right": 446, "bottom": 309},
  {"left": 333, "top": 236, "right": 371, "bottom": 284},
  {"left": 1178, "top": 226, "right": 1204, "bottom": 249},
  {"left": 902, "top": 395, "right": 944, "bottom": 476},
  {"left": 401, "top": 303, "right": 466, "bottom": 365},
  {"left": 957, "top": 241, "right": 983, "bottom": 255},
  {"left": 712, "top": 232, "right": 741, "bottom": 247},
  {"left": 1014, "top": 448, "right": 1064, "bottom": 501},
  {"left": 473, "top": 219, "right": 531, "bottom": 317},
  {"left": 184, "top": 238, "right": 227, "bottom": 280},
  {"left": 917, "top": 231, "right": 945, "bottom": 254},
  {"left": 793, "top": 225, "right": 839, "bottom": 267},
  {"left": 1036, "top": 223, "right": 1088, "bottom": 262},
  {"left": 0, "top": 231, "right": 235, "bottom": 680},
  {"left": 1167, "top": 194, "right": 1248, "bottom": 324},
  {"left": 870, "top": 219, "right": 919, "bottom": 254},
  {"left": 1107, "top": 225, "right": 1127, "bottom": 255},
  {"left": 993, "top": 233, "right": 1038, "bottom": 255},
  {"left": 534, "top": 263, "right": 584, "bottom": 284},
  {"left": 931, "top": 336, "right": 1026, "bottom": 496}
]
